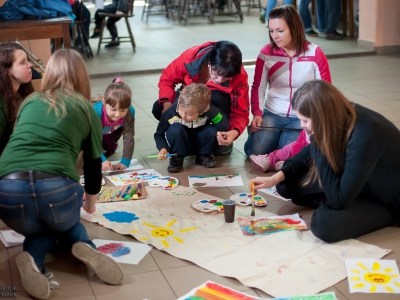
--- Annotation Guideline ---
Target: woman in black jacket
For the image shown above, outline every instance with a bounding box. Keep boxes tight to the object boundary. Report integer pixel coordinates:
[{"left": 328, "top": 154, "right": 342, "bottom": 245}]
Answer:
[{"left": 250, "top": 80, "right": 400, "bottom": 243}]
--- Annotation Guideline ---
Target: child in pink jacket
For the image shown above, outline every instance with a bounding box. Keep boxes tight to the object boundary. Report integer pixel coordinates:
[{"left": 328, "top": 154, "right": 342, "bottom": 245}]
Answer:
[{"left": 250, "top": 128, "right": 310, "bottom": 172}]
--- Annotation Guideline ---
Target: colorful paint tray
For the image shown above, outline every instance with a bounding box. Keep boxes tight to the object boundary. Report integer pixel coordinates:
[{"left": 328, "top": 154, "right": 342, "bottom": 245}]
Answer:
[
  {"left": 97, "top": 184, "right": 148, "bottom": 203},
  {"left": 80, "top": 176, "right": 105, "bottom": 186},
  {"left": 148, "top": 176, "right": 179, "bottom": 190},
  {"left": 191, "top": 199, "right": 224, "bottom": 212},
  {"left": 230, "top": 193, "right": 267, "bottom": 207}
]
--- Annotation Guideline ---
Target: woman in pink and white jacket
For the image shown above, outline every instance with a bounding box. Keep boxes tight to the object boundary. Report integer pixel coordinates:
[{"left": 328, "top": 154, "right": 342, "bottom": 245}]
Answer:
[{"left": 244, "top": 5, "right": 331, "bottom": 159}]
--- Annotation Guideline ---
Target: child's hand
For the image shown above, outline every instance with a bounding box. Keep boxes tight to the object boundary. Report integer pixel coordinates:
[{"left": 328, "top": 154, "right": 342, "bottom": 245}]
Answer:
[
  {"left": 82, "top": 201, "right": 96, "bottom": 214},
  {"left": 102, "top": 160, "right": 113, "bottom": 172},
  {"left": 113, "top": 163, "right": 127, "bottom": 170},
  {"left": 158, "top": 148, "right": 168, "bottom": 161},
  {"left": 250, "top": 116, "right": 262, "bottom": 132}
]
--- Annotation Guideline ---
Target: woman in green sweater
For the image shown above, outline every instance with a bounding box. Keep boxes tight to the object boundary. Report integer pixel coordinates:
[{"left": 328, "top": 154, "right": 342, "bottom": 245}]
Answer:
[{"left": 0, "top": 49, "right": 123, "bottom": 300}]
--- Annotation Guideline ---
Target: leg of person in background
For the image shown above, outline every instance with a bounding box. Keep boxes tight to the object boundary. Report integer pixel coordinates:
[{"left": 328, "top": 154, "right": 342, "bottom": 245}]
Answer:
[
  {"left": 324, "top": 0, "right": 344, "bottom": 40},
  {"left": 315, "top": 0, "right": 326, "bottom": 34},
  {"left": 91, "top": 3, "right": 117, "bottom": 38},
  {"left": 265, "top": 0, "right": 293, "bottom": 23},
  {"left": 105, "top": 16, "right": 122, "bottom": 48},
  {"left": 299, "top": 0, "right": 318, "bottom": 36}
]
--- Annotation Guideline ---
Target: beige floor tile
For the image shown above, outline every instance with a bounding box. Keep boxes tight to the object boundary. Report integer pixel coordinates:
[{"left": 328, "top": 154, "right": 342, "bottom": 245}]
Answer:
[
  {"left": 356, "top": 229, "right": 400, "bottom": 262},
  {"left": 151, "top": 248, "right": 194, "bottom": 269},
  {"left": 0, "top": 243, "right": 8, "bottom": 265},
  {"left": 90, "top": 271, "right": 177, "bottom": 300},
  {"left": 0, "top": 262, "right": 12, "bottom": 286}
]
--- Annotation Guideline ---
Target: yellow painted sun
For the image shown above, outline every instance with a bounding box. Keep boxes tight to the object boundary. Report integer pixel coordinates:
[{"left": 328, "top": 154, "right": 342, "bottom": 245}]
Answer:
[
  {"left": 349, "top": 261, "right": 400, "bottom": 293},
  {"left": 130, "top": 219, "right": 196, "bottom": 247}
]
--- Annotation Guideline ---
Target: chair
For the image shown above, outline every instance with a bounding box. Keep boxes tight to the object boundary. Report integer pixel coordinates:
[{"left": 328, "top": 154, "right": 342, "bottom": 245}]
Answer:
[
  {"left": 71, "top": 0, "right": 93, "bottom": 58},
  {"left": 97, "top": 0, "right": 136, "bottom": 55},
  {"left": 141, "top": 0, "right": 175, "bottom": 23}
]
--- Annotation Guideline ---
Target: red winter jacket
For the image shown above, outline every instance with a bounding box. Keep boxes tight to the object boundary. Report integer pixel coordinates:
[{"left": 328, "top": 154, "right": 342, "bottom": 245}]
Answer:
[{"left": 158, "top": 41, "right": 250, "bottom": 137}]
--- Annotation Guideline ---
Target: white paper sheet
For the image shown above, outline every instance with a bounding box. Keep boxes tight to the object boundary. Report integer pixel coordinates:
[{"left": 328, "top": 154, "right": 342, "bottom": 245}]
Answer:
[
  {"left": 258, "top": 185, "right": 290, "bottom": 201},
  {"left": 92, "top": 239, "right": 152, "bottom": 264},
  {"left": 102, "top": 158, "right": 143, "bottom": 173},
  {"left": 0, "top": 230, "right": 25, "bottom": 247},
  {"left": 345, "top": 258, "right": 400, "bottom": 294},
  {"left": 105, "top": 169, "right": 162, "bottom": 186}
]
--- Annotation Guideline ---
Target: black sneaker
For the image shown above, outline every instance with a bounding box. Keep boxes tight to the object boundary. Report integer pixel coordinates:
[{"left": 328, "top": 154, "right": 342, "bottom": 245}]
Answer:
[
  {"left": 326, "top": 31, "right": 344, "bottom": 40},
  {"left": 305, "top": 29, "right": 318, "bottom": 37},
  {"left": 105, "top": 40, "right": 120, "bottom": 48},
  {"left": 167, "top": 157, "right": 184, "bottom": 173},
  {"left": 214, "top": 144, "right": 233, "bottom": 156},
  {"left": 195, "top": 155, "right": 217, "bottom": 168},
  {"left": 90, "top": 29, "right": 101, "bottom": 39}
]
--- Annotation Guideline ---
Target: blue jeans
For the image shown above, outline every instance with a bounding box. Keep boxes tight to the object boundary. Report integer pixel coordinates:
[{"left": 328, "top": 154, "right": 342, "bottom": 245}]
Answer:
[
  {"left": 166, "top": 123, "right": 219, "bottom": 157},
  {"left": 324, "top": 0, "right": 341, "bottom": 33},
  {"left": 299, "top": 0, "right": 326, "bottom": 32},
  {"left": 265, "top": 0, "right": 293, "bottom": 21},
  {"left": 0, "top": 175, "right": 95, "bottom": 273},
  {"left": 244, "top": 110, "right": 301, "bottom": 158}
]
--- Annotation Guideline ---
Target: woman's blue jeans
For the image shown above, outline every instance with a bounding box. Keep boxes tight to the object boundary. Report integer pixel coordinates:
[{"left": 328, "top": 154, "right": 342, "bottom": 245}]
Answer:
[
  {"left": 0, "top": 175, "right": 95, "bottom": 273},
  {"left": 244, "top": 110, "right": 301, "bottom": 158}
]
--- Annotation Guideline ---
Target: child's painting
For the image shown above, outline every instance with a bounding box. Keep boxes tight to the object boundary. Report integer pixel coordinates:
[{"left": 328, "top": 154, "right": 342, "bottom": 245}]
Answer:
[
  {"left": 178, "top": 281, "right": 338, "bottom": 300},
  {"left": 345, "top": 259, "right": 400, "bottom": 294},
  {"left": 102, "top": 158, "right": 143, "bottom": 173},
  {"left": 188, "top": 174, "right": 244, "bottom": 188},
  {"left": 105, "top": 169, "right": 161, "bottom": 186},
  {"left": 258, "top": 186, "right": 290, "bottom": 201},
  {"left": 92, "top": 239, "right": 152, "bottom": 264},
  {"left": 238, "top": 214, "right": 307, "bottom": 236}
]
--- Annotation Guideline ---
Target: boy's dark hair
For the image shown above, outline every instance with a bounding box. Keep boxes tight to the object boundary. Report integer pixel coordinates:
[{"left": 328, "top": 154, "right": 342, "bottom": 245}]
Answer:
[
  {"left": 178, "top": 83, "right": 211, "bottom": 113},
  {"left": 208, "top": 41, "right": 242, "bottom": 78},
  {"left": 104, "top": 77, "right": 132, "bottom": 109}
]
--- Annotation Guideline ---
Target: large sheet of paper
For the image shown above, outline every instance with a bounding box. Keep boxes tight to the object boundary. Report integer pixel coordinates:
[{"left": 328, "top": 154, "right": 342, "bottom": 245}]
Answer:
[
  {"left": 188, "top": 174, "right": 244, "bottom": 188},
  {"left": 81, "top": 186, "right": 390, "bottom": 297}
]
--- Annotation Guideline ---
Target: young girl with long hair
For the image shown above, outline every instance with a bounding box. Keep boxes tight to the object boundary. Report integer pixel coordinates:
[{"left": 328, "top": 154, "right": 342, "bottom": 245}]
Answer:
[
  {"left": 250, "top": 80, "right": 400, "bottom": 243},
  {"left": 0, "top": 42, "right": 33, "bottom": 154}
]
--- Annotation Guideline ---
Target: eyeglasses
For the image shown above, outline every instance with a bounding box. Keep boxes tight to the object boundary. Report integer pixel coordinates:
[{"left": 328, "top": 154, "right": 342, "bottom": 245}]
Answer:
[{"left": 208, "top": 64, "right": 232, "bottom": 82}]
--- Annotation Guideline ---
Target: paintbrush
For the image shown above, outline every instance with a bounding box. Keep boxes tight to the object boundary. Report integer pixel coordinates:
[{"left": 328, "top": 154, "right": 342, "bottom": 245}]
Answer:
[{"left": 251, "top": 182, "right": 255, "bottom": 217}]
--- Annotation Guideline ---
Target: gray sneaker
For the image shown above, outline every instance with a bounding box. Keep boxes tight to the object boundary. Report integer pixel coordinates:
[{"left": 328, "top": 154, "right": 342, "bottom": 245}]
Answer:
[
  {"left": 72, "top": 242, "right": 124, "bottom": 285},
  {"left": 214, "top": 144, "right": 233, "bottom": 156},
  {"left": 16, "top": 252, "right": 58, "bottom": 299}
]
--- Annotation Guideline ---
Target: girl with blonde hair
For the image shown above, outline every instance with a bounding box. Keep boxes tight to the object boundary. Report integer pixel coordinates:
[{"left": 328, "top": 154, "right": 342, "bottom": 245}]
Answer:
[
  {"left": 250, "top": 80, "right": 400, "bottom": 243},
  {"left": 0, "top": 49, "right": 123, "bottom": 300}
]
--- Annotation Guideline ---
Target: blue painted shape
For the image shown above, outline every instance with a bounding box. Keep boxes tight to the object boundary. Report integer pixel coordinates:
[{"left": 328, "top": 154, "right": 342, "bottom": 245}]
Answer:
[
  {"left": 112, "top": 246, "right": 131, "bottom": 257},
  {"left": 103, "top": 211, "right": 139, "bottom": 223},
  {"left": 239, "top": 193, "right": 246, "bottom": 197},
  {"left": 200, "top": 199, "right": 208, "bottom": 203}
]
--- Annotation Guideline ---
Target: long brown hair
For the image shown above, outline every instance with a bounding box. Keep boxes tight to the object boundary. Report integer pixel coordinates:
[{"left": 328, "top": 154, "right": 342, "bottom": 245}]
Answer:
[
  {"left": 0, "top": 42, "right": 34, "bottom": 125},
  {"left": 34, "top": 49, "right": 91, "bottom": 118},
  {"left": 292, "top": 80, "right": 357, "bottom": 182},
  {"left": 268, "top": 5, "right": 309, "bottom": 56}
]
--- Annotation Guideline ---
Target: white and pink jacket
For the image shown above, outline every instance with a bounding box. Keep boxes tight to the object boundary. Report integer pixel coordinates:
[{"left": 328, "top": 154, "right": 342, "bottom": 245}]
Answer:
[{"left": 251, "top": 43, "right": 331, "bottom": 118}]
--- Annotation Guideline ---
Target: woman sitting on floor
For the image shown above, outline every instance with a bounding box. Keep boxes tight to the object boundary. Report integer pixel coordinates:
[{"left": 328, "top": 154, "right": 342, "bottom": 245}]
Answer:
[{"left": 249, "top": 80, "right": 400, "bottom": 243}]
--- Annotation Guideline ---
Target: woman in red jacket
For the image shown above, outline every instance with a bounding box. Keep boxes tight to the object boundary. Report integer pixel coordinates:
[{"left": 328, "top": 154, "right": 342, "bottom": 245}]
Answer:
[{"left": 152, "top": 41, "right": 250, "bottom": 156}]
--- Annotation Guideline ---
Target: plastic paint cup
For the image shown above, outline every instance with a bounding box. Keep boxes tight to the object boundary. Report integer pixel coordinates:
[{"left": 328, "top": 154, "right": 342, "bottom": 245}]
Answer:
[{"left": 223, "top": 200, "right": 236, "bottom": 223}]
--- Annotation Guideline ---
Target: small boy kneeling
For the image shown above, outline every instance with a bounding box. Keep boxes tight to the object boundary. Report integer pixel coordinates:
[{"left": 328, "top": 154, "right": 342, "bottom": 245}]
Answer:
[{"left": 154, "top": 83, "right": 229, "bottom": 173}]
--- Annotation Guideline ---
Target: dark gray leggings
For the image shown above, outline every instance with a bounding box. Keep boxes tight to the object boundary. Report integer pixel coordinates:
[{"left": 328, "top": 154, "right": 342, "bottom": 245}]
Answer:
[{"left": 276, "top": 170, "right": 396, "bottom": 243}]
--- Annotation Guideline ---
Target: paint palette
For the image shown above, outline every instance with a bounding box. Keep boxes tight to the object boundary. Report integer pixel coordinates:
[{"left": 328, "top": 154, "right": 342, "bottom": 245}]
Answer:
[
  {"left": 80, "top": 176, "right": 105, "bottom": 186},
  {"left": 230, "top": 193, "right": 267, "bottom": 207},
  {"left": 191, "top": 199, "right": 224, "bottom": 212},
  {"left": 148, "top": 176, "right": 179, "bottom": 190}
]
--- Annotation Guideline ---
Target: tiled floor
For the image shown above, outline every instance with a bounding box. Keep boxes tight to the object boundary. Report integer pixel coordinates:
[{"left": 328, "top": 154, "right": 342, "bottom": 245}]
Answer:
[{"left": 1, "top": 3, "right": 400, "bottom": 300}]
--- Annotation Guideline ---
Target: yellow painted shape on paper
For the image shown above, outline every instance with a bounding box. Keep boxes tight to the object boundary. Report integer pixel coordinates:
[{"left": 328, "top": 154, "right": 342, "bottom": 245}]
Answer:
[
  {"left": 143, "top": 222, "right": 157, "bottom": 228},
  {"left": 173, "top": 236, "right": 184, "bottom": 243},
  {"left": 369, "top": 285, "right": 377, "bottom": 293},
  {"left": 129, "top": 230, "right": 139, "bottom": 234},
  {"left": 151, "top": 227, "right": 174, "bottom": 237},
  {"left": 364, "top": 272, "right": 391, "bottom": 284},
  {"left": 372, "top": 261, "right": 381, "bottom": 271},
  {"left": 179, "top": 227, "right": 197, "bottom": 232},
  {"left": 353, "top": 283, "right": 365, "bottom": 289},
  {"left": 161, "top": 240, "right": 169, "bottom": 247},
  {"left": 350, "top": 277, "right": 361, "bottom": 281},
  {"left": 350, "top": 268, "right": 361, "bottom": 274},
  {"left": 357, "top": 262, "right": 368, "bottom": 271},
  {"left": 167, "top": 219, "right": 177, "bottom": 227},
  {"left": 385, "top": 285, "right": 395, "bottom": 293}
]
